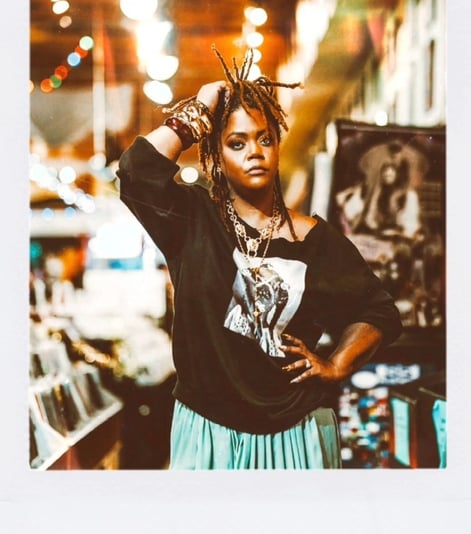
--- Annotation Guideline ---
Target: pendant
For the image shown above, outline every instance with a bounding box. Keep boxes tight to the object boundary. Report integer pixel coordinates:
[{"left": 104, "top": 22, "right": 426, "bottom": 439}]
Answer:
[{"left": 246, "top": 238, "right": 259, "bottom": 255}]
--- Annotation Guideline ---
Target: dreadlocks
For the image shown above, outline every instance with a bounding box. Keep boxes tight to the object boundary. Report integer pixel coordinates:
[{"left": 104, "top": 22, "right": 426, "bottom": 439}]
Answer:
[{"left": 198, "top": 45, "right": 302, "bottom": 240}]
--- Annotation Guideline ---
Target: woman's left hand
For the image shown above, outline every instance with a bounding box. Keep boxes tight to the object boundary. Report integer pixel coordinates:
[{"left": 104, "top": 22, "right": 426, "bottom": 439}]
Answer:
[{"left": 280, "top": 333, "right": 340, "bottom": 384}]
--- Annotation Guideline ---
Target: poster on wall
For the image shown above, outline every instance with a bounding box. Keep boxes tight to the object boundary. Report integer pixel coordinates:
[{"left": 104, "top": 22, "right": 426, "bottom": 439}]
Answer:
[{"left": 328, "top": 119, "right": 446, "bottom": 330}]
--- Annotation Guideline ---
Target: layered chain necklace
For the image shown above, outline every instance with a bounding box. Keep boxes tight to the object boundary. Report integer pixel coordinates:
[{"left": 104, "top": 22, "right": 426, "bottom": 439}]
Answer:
[{"left": 226, "top": 198, "right": 280, "bottom": 272}]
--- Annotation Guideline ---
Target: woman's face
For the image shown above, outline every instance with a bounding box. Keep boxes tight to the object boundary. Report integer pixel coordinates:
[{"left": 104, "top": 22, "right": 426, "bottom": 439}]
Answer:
[
  {"left": 219, "top": 106, "right": 279, "bottom": 199},
  {"left": 381, "top": 164, "right": 397, "bottom": 185}
]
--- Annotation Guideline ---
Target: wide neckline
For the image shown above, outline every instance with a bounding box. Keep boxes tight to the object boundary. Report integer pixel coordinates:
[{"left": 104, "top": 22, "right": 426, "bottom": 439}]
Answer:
[{"left": 235, "top": 213, "right": 322, "bottom": 245}]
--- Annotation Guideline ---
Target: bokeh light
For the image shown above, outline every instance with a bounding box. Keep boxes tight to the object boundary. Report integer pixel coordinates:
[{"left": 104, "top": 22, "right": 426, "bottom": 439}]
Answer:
[
  {"left": 52, "top": 1, "right": 70, "bottom": 16},
  {"left": 67, "top": 52, "right": 81, "bottom": 67},
  {"left": 89, "top": 152, "right": 107, "bottom": 171},
  {"left": 143, "top": 80, "right": 173, "bottom": 104},
  {"left": 245, "top": 7, "right": 268, "bottom": 26},
  {"left": 59, "top": 15, "right": 72, "bottom": 28},
  {"left": 50, "top": 75, "right": 62, "bottom": 88},
  {"left": 120, "top": 0, "right": 158, "bottom": 21},
  {"left": 252, "top": 49, "right": 262, "bottom": 63},
  {"left": 246, "top": 31, "right": 264, "bottom": 48},
  {"left": 74, "top": 46, "right": 88, "bottom": 59},
  {"left": 40, "top": 79, "right": 54, "bottom": 93},
  {"left": 180, "top": 167, "right": 199, "bottom": 184},
  {"left": 146, "top": 54, "right": 179, "bottom": 81},
  {"left": 59, "top": 166, "right": 77, "bottom": 184},
  {"left": 247, "top": 64, "right": 262, "bottom": 80},
  {"left": 79, "top": 36, "right": 94, "bottom": 51}
]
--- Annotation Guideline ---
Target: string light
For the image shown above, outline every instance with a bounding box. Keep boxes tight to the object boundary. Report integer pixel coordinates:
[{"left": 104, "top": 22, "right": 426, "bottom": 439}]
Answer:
[
  {"left": 67, "top": 51, "right": 81, "bottom": 67},
  {"left": 52, "top": 1, "right": 70, "bottom": 15},
  {"left": 246, "top": 31, "right": 264, "bottom": 48},
  {"left": 40, "top": 79, "right": 54, "bottom": 93},
  {"left": 59, "top": 16, "right": 72, "bottom": 28},
  {"left": 252, "top": 49, "right": 262, "bottom": 63},
  {"left": 240, "top": 6, "right": 268, "bottom": 68},
  {"left": 244, "top": 7, "right": 268, "bottom": 26},
  {"left": 38, "top": 36, "right": 94, "bottom": 93}
]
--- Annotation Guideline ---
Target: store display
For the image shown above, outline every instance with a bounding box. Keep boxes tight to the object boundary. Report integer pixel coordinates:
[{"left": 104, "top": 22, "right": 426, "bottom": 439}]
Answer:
[
  {"left": 28, "top": 259, "right": 177, "bottom": 470},
  {"left": 29, "top": 317, "right": 123, "bottom": 469},
  {"left": 431, "top": 399, "right": 446, "bottom": 468},
  {"left": 388, "top": 370, "right": 446, "bottom": 468},
  {"left": 337, "top": 362, "right": 442, "bottom": 469},
  {"left": 338, "top": 383, "right": 391, "bottom": 468}
]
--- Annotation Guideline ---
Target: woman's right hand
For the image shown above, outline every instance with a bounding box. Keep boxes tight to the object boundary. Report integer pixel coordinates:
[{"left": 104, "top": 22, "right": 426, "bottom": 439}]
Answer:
[{"left": 196, "top": 81, "right": 230, "bottom": 115}]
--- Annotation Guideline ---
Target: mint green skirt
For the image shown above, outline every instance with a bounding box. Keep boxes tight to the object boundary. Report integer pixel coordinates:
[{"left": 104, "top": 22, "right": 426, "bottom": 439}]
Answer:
[{"left": 169, "top": 400, "right": 341, "bottom": 469}]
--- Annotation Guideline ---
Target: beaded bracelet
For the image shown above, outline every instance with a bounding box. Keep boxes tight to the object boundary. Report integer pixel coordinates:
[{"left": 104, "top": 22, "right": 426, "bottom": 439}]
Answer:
[{"left": 164, "top": 116, "right": 195, "bottom": 150}]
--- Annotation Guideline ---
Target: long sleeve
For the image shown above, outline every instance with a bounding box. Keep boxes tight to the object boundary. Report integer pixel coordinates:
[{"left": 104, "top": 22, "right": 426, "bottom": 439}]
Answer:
[
  {"left": 312, "top": 218, "right": 403, "bottom": 348},
  {"left": 116, "top": 135, "right": 197, "bottom": 259}
]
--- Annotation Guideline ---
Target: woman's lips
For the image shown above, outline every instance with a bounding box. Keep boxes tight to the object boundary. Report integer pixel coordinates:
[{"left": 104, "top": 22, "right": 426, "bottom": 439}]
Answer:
[{"left": 246, "top": 166, "right": 268, "bottom": 175}]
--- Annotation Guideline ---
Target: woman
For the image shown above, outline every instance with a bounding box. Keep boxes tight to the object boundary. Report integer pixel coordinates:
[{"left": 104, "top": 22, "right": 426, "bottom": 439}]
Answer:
[{"left": 117, "top": 47, "right": 402, "bottom": 469}]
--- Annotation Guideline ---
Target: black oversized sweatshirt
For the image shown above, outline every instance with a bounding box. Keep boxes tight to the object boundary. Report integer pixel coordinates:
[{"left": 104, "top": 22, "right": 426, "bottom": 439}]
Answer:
[{"left": 117, "top": 136, "right": 402, "bottom": 434}]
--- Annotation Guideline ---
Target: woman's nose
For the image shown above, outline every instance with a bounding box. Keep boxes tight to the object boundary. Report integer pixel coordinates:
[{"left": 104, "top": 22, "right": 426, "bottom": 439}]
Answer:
[{"left": 247, "top": 141, "right": 264, "bottom": 159}]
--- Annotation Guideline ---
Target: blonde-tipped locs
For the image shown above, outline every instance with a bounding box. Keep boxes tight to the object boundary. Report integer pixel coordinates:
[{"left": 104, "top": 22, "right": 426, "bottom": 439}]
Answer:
[{"left": 200, "top": 46, "right": 302, "bottom": 239}]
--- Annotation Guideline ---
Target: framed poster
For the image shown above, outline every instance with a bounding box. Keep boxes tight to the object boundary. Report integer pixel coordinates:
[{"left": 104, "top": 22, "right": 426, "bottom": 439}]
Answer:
[{"left": 328, "top": 119, "right": 446, "bottom": 330}]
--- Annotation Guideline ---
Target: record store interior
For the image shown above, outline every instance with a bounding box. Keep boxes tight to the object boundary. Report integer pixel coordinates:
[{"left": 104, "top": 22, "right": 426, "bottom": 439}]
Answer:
[{"left": 29, "top": 0, "right": 446, "bottom": 470}]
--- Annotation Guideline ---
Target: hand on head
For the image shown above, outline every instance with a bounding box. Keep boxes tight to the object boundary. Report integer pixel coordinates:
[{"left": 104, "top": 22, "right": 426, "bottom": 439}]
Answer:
[{"left": 197, "top": 81, "right": 230, "bottom": 115}]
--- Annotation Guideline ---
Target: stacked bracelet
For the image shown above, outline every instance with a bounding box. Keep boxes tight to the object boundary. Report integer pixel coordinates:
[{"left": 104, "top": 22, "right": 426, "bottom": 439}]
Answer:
[
  {"left": 163, "top": 98, "right": 213, "bottom": 150},
  {"left": 164, "top": 116, "right": 195, "bottom": 150}
]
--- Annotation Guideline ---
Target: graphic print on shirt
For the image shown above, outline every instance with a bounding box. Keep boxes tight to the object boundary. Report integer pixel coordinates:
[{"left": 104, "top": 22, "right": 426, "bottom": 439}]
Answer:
[{"left": 224, "top": 248, "right": 307, "bottom": 357}]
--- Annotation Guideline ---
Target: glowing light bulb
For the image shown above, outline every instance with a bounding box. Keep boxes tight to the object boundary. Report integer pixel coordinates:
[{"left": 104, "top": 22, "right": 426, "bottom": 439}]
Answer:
[
  {"left": 146, "top": 55, "right": 179, "bottom": 81},
  {"left": 59, "top": 166, "right": 76, "bottom": 184},
  {"left": 54, "top": 65, "right": 69, "bottom": 79},
  {"left": 247, "top": 64, "right": 261, "bottom": 80},
  {"left": 59, "top": 16, "right": 72, "bottom": 28},
  {"left": 252, "top": 49, "right": 262, "bottom": 63},
  {"left": 120, "top": 0, "right": 158, "bottom": 21},
  {"left": 374, "top": 110, "right": 388, "bottom": 126},
  {"left": 246, "top": 31, "right": 264, "bottom": 48},
  {"left": 79, "top": 36, "right": 94, "bottom": 51},
  {"left": 52, "top": 1, "right": 70, "bottom": 15},
  {"left": 245, "top": 7, "right": 268, "bottom": 26},
  {"left": 181, "top": 167, "right": 199, "bottom": 184},
  {"left": 89, "top": 152, "right": 107, "bottom": 171},
  {"left": 67, "top": 52, "right": 81, "bottom": 67},
  {"left": 50, "top": 75, "right": 62, "bottom": 88},
  {"left": 143, "top": 80, "right": 173, "bottom": 104},
  {"left": 40, "top": 79, "right": 54, "bottom": 93}
]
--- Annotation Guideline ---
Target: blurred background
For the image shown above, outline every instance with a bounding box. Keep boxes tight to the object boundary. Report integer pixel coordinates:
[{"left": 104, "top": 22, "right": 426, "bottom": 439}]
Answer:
[{"left": 28, "top": 0, "right": 446, "bottom": 471}]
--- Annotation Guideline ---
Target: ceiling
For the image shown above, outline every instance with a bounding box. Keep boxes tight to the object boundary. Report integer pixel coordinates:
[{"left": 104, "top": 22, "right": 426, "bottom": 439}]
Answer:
[
  {"left": 30, "top": 0, "right": 396, "bottom": 181},
  {"left": 30, "top": 0, "right": 298, "bottom": 90}
]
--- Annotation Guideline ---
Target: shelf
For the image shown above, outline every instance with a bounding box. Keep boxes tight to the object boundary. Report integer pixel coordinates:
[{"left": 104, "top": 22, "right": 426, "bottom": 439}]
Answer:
[{"left": 40, "top": 399, "right": 123, "bottom": 470}]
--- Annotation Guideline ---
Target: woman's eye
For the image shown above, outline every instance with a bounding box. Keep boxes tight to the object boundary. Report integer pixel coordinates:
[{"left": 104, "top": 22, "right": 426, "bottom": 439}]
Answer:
[
  {"left": 228, "top": 140, "right": 244, "bottom": 150},
  {"left": 260, "top": 136, "right": 274, "bottom": 146}
]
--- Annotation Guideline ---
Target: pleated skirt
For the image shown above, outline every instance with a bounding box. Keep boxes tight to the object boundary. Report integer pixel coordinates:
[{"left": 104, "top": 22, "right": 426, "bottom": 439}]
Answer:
[{"left": 169, "top": 400, "right": 342, "bottom": 469}]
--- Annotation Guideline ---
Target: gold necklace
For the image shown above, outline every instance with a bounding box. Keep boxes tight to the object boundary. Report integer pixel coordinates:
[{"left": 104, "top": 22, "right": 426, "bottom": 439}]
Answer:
[{"left": 226, "top": 199, "right": 280, "bottom": 270}]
